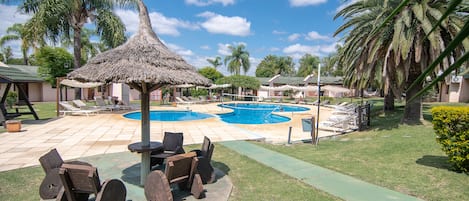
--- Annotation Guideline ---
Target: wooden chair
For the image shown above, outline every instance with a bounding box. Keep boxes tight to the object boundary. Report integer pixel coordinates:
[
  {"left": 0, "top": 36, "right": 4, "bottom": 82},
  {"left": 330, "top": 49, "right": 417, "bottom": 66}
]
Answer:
[
  {"left": 150, "top": 132, "right": 185, "bottom": 167},
  {"left": 190, "top": 136, "right": 216, "bottom": 184},
  {"left": 57, "top": 163, "right": 126, "bottom": 201},
  {"left": 145, "top": 152, "right": 204, "bottom": 201},
  {"left": 38, "top": 149, "right": 91, "bottom": 199}
]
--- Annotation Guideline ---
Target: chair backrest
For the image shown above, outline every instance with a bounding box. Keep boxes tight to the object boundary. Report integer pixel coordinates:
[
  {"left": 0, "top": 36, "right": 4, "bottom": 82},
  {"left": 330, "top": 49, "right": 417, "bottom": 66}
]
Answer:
[
  {"left": 175, "top": 97, "right": 186, "bottom": 103},
  {"left": 165, "top": 152, "right": 197, "bottom": 185},
  {"left": 206, "top": 143, "right": 215, "bottom": 161},
  {"left": 95, "top": 96, "right": 107, "bottom": 106},
  {"left": 72, "top": 100, "right": 87, "bottom": 108},
  {"left": 200, "top": 136, "right": 211, "bottom": 158},
  {"left": 59, "top": 101, "right": 80, "bottom": 111},
  {"left": 59, "top": 163, "right": 101, "bottom": 199},
  {"left": 162, "top": 132, "right": 184, "bottom": 152},
  {"left": 39, "top": 148, "right": 64, "bottom": 173}
]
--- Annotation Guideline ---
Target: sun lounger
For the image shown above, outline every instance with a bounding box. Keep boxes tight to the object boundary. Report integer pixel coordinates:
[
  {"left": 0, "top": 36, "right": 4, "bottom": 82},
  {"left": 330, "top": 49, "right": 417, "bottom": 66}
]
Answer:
[
  {"left": 95, "top": 96, "right": 119, "bottom": 111},
  {"left": 175, "top": 97, "right": 194, "bottom": 105},
  {"left": 59, "top": 101, "right": 100, "bottom": 116}
]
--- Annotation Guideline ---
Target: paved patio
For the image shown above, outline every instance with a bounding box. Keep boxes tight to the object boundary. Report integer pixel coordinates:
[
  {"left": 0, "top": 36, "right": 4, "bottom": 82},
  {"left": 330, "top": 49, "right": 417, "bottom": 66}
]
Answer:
[{"left": 0, "top": 102, "right": 337, "bottom": 172}]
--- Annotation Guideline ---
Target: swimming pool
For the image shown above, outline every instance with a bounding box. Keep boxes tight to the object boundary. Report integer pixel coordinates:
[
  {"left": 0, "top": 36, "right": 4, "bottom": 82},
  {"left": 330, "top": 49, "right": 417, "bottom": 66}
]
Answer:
[
  {"left": 218, "top": 103, "right": 310, "bottom": 124},
  {"left": 124, "top": 110, "right": 214, "bottom": 121}
]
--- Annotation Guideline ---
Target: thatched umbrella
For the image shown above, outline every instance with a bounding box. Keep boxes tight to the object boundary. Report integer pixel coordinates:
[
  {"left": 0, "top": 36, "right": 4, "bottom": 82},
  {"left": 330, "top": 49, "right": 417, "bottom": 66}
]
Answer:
[{"left": 67, "top": 0, "right": 211, "bottom": 185}]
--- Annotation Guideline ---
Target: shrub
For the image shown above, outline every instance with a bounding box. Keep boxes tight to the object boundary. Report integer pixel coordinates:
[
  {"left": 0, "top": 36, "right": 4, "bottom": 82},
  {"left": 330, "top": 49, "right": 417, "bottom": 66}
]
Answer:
[
  {"left": 431, "top": 106, "right": 469, "bottom": 173},
  {"left": 6, "top": 91, "right": 18, "bottom": 108}
]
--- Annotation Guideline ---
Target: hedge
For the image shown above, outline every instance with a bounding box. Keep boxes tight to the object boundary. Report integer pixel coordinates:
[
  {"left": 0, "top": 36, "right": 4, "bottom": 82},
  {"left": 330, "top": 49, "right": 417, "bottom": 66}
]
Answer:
[{"left": 431, "top": 106, "right": 469, "bottom": 173}]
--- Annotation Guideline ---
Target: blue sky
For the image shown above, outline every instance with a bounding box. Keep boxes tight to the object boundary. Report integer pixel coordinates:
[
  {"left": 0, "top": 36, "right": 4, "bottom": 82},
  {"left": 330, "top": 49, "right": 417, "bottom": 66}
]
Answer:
[{"left": 0, "top": 0, "right": 355, "bottom": 75}]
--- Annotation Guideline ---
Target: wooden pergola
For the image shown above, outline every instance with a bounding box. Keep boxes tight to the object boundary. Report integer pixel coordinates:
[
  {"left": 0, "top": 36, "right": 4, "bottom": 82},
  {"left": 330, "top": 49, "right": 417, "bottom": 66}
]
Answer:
[{"left": 0, "top": 66, "right": 40, "bottom": 120}]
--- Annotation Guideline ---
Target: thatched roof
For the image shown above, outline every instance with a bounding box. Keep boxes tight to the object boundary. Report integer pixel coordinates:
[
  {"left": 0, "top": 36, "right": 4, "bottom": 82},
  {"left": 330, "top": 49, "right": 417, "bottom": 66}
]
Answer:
[{"left": 67, "top": 0, "right": 211, "bottom": 90}]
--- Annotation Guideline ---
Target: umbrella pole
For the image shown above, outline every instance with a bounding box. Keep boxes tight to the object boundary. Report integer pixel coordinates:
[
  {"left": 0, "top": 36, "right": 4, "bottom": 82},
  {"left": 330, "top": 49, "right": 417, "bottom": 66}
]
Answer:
[{"left": 140, "top": 91, "right": 151, "bottom": 185}]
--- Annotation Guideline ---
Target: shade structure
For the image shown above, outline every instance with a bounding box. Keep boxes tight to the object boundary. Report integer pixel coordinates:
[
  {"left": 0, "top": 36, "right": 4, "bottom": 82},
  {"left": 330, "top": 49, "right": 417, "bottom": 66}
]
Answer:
[
  {"left": 67, "top": 0, "right": 211, "bottom": 185},
  {"left": 60, "top": 79, "right": 103, "bottom": 88},
  {"left": 322, "top": 85, "right": 351, "bottom": 93}
]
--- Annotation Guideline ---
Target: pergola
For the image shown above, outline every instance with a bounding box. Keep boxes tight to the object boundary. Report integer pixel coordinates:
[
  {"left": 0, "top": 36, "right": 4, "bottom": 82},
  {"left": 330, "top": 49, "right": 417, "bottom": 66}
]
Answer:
[{"left": 0, "top": 66, "right": 40, "bottom": 120}]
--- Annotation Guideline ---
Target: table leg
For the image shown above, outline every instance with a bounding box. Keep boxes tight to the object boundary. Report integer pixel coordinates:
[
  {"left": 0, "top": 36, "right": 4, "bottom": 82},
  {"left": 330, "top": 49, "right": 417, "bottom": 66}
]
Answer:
[{"left": 141, "top": 152, "right": 150, "bottom": 186}]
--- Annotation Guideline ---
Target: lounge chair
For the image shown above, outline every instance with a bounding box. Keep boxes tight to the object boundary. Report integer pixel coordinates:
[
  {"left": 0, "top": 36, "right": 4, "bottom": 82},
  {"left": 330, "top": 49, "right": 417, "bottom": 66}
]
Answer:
[
  {"left": 95, "top": 96, "right": 119, "bottom": 111},
  {"left": 145, "top": 152, "right": 204, "bottom": 200},
  {"left": 190, "top": 136, "right": 215, "bottom": 184},
  {"left": 175, "top": 97, "right": 194, "bottom": 105},
  {"left": 57, "top": 163, "right": 127, "bottom": 201},
  {"left": 150, "top": 132, "right": 185, "bottom": 167},
  {"left": 59, "top": 101, "right": 100, "bottom": 116}
]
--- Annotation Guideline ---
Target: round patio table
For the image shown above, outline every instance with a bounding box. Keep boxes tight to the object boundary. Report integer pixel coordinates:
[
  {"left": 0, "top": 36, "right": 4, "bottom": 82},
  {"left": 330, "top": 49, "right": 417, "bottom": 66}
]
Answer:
[{"left": 128, "top": 141, "right": 164, "bottom": 153}]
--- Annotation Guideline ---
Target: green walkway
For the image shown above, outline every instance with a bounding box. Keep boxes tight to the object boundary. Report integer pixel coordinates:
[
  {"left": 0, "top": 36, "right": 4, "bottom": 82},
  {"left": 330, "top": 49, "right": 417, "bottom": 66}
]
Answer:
[{"left": 220, "top": 140, "right": 422, "bottom": 201}]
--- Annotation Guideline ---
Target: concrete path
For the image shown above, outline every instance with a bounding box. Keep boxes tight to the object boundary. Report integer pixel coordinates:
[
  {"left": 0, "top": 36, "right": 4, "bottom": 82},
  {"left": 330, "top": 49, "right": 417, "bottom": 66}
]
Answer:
[{"left": 221, "top": 140, "right": 422, "bottom": 201}]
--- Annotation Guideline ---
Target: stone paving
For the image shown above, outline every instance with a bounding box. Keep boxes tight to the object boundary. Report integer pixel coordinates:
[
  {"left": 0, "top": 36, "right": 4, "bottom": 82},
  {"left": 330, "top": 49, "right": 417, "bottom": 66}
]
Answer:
[{"left": 0, "top": 102, "right": 337, "bottom": 172}]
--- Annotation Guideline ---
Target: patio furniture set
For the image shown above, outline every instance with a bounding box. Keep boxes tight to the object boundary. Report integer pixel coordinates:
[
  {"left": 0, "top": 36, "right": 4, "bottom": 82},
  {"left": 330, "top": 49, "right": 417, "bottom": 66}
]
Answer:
[{"left": 38, "top": 133, "right": 216, "bottom": 201}]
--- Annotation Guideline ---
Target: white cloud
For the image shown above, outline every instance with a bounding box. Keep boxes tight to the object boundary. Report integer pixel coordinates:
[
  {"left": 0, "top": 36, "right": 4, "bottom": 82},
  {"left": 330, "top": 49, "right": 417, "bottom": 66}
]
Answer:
[
  {"left": 336, "top": 0, "right": 359, "bottom": 13},
  {"left": 115, "top": 9, "right": 198, "bottom": 36},
  {"left": 289, "top": 0, "right": 327, "bottom": 7},
  {"left": 185, "top": 0, "right": 235, "bottom": 6},
  {"left": 166, "top": 43, "right": 194, "bottom": 57},
  {"left": 283, "top": 43, "right": 321, "bottom": 59},
  {"left": 320, "top": 42, "right": 340, "bottom": 54},
  {"left": 305, "top": 31, "right": 329, "bottom": 40},
  {"left": 198, "top": 12, "right": 251, "bottom": 36},
  {"left": 288, "top": 33, "right": 302, "bottom": 42},
  {"left": 200, "top": 45, "right": 210, "bottom": 50},
  {"left": 217, "top": 43, "right": 232, "bottom": 56},
  {"left": 272, "top": 30, "right": 287, "bottom": 35}
]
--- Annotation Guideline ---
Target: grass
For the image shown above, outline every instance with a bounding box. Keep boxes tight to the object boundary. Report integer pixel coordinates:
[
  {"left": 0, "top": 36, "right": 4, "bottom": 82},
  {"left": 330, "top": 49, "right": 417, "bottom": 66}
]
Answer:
[
  {"left": 255, "top": 103, "right": 469, "bottom": 201},
  {"left": 0, "top": 101, "right": 467, "bottom": 200}
]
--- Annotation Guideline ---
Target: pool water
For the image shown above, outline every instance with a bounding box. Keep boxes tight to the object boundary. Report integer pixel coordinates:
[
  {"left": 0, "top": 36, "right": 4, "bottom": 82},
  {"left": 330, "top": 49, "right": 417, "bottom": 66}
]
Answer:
[
  {"left": 124, "top": 110, "right": 213, "bottom": 121},
  {"left": 218, "top": 103, "right": 309, "bottom": 124}
]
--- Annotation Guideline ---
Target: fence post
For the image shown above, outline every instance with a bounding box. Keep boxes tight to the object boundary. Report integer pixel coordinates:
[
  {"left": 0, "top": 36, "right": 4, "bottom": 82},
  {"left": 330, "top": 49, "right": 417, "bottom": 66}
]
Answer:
[
  {"left": 311, "top": 116, "right": 316, "bottom": 145},
  {"left": 287, "top": 126, "right": 292, "bottom": 144}
]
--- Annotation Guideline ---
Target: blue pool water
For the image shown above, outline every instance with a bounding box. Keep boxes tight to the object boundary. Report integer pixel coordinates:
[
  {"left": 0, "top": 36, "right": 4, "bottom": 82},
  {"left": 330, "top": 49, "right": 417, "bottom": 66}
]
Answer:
[
  {"left": 124, "top": 110, "right": 214, "bottom": 121},
  {"left": 218, "top": 103, "right": 309, "bottom": 124}
]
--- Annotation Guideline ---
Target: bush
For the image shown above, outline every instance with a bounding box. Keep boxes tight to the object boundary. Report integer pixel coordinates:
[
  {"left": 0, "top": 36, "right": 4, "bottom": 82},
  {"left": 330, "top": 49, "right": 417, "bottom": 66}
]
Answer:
[
  {"left": 6, "top": 91, "right": 18, "bottom": 108},
  {"left": 431, "top": 106, "right": 469, "bottom": 173}
]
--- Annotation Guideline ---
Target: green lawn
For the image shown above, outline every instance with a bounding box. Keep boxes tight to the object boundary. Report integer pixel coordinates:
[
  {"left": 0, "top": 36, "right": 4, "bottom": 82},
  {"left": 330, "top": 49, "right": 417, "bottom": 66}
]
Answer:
[
  {"left": 255, "top": 103, "right": 469, "bottom": 201},
  {"left": 0, "top": 101, "right": 467, "bottom": 200}
]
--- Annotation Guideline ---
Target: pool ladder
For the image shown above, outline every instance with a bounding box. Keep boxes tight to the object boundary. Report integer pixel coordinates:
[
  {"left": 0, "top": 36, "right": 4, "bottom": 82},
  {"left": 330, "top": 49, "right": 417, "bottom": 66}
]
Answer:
[{"left": 263, "top": 105, "right": 281, "bottom": 120}]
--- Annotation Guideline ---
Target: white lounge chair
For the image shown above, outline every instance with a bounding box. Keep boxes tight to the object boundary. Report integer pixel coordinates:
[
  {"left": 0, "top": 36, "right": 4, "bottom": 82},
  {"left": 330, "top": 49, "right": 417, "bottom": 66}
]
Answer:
[
  {"left": 94, "top": 96, "right": 119, "bottom": 111},
  {"left": 59, "top": 102, "right": 100, "bottom": 116},
  {"left": 175, "top": 97, "right": 194, "bottom": 105}
]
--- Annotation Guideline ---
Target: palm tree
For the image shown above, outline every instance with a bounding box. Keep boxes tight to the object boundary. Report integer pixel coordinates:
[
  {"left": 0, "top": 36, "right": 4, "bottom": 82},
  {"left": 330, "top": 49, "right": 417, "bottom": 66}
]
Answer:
[
  {"left": 335, "top": 0, "right": 466, "bottom": 124},
  {"left": 11, "top": 0, "right": 131, "bottom": 70},
  {"left": 224, "top": 44, "right": 250, "bottom": 75},
  {"left": 61, "top": 28, "right": 100, "bottom": 64},
  {"left": 207, "top": 56, "right": 222, "bottom": 69},
  {"left": 0, "top": 23, "right": 32, "bottom": 65}
]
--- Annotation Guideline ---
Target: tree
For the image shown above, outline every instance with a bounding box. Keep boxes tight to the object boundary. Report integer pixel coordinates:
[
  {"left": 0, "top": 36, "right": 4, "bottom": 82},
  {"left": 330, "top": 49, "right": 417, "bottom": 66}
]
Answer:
[
  {"left": 297, "top": 54, "right": 320, "bottom": 77},
  {"left": 0, "top": 23, "right": 32, "bottom": 65},
  {"left": 61, "top": 28, "right": 100, "bottom": 64},
  {"left": 207, "top": 56, "right": 222, "bottom": 69},
  {"left": 198, "top": 67, "right": 224, "bottom": 82},
  {"left": 12, "top": 0, "right": 130, "bottom": 70},
  {"left": 1, "top": 46, "right": 13, "bottom": 63},
  {"left": 255, "top": 55, "right": 295, "bottom": 77},
  {"left": 35, "top": 46, "right": 73, "bottom": 87},
  {"left": 224, "top": 44, "right": 250, "bottom": 75},
  {"left": 335, "top": 0, "right": 467, "bottom": 124},
  {"left": 215, "top": 75, "right": 260, "bottom": 90}
]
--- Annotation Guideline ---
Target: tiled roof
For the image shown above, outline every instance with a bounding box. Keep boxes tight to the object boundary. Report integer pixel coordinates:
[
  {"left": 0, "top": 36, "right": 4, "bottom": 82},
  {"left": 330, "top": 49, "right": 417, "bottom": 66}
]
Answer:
[
  {"left": 256, "top": 76, "right": 343, "bottom": 85},
  {"left": 0, "top": 65, "right": 43, "bottom": 83}
]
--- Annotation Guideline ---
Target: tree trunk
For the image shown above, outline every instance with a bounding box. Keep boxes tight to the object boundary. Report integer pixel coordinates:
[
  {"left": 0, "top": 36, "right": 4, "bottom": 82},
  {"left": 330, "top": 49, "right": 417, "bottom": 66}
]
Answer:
[
  {"left": 402, "top": 64, "right": 423, "bottom": 124},
  {"left": 73, "top": 27, "right": 82, "bottom": 99},
  {"left": 384, "top": 89, "right": 394, "bottom": 111},
  {"left": 22, "top": 48, "right": 28, "bottom": 65}
]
